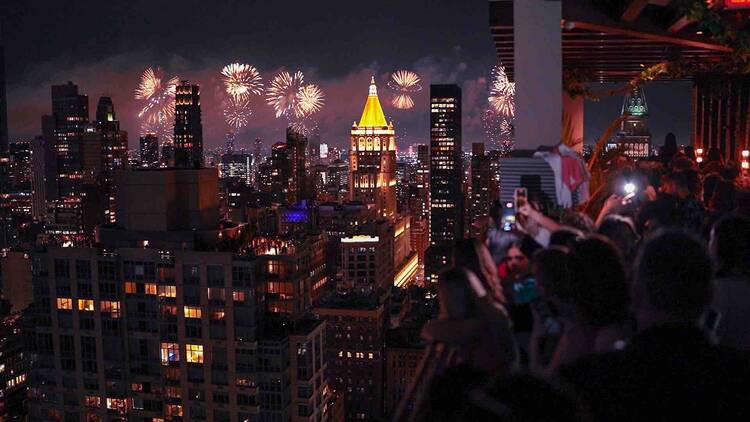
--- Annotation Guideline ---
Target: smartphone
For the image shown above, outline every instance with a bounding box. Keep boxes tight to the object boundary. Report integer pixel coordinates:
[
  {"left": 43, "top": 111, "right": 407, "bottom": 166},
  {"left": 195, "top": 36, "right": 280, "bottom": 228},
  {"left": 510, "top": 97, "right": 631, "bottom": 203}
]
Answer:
[
  {"left": 501, "top": 201, "right": 515, "bottom": 232},
  {"left": 514, "top": 187, "right": 528, "bottom": 210}
]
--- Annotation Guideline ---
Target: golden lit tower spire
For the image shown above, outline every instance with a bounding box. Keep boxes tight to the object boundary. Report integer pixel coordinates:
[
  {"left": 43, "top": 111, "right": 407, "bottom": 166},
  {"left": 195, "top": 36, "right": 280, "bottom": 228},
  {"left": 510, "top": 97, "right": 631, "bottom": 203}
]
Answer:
[
  {"left": 358, "top": 76, "right": 388, "bottom": 128},
  {"left": 349, "top": 77, "right": 397, "bottom": 219}
]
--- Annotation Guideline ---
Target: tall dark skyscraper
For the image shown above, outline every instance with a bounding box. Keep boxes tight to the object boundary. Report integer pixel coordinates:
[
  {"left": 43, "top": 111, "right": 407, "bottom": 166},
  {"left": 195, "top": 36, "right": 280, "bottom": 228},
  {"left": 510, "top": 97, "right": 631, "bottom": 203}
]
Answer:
[
  {"left": 42, "top": 82, "right": 89, "bottom": 200},
  {"left": 173, "top": 81, "right": 203, "bottom": 168},
  {"left": 426, "top": 84, "right": 462, "bottom": 282},
  {"left": 469, "top": 142, "right": 491, "bottom": 237},
  {"left": 94, "top": 97, "right": 128, "bottom": 223},
  {"left": 287, "top": 127, "right": 309, "bottom": 204},
  {"left": 0, "top": 40, "right": 8, "bottom": 154}
]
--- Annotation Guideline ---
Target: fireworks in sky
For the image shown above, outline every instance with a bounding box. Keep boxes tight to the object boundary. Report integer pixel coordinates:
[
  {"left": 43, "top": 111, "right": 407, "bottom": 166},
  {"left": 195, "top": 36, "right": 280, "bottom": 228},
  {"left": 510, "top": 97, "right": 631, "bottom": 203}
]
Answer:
[
  {"left": 488, "top": 64, "right": 515, "bottom": 118},
  {"left": 265, "top": 70, "right": 306, "bottom": 118},
  {"left": 221, "top": 63, "right": 263, "bottom": 101},
  {"left": 296, "top": 84, "right": 324, "bottom": 116},
  {"left": 387, "top": 70, "right": 422, "bottom": 110},
  {"left": 223, "top": 97, "right": 252, "bottom": 130},
  {"left": 266, "top": 69, "right": 325, "bottom": 135},
  {"left": 135, "top": 66, "right": 179, "bottom": 141}
]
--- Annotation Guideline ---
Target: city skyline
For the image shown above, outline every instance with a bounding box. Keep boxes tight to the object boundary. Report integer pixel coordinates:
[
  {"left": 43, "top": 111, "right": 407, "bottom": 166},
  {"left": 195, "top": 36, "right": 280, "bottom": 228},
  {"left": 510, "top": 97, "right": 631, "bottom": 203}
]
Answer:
[{"left": 2, "top": 1, "right": 692, "bottom": 150}]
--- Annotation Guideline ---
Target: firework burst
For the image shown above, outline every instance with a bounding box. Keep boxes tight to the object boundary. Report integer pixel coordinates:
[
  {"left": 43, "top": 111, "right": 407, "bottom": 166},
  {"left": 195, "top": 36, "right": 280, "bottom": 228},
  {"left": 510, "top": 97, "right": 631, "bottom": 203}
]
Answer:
[
  {"left": 296, "top": 84, "right": 324, "bottom": 117},
  {"left": 387, "top": 70, "right": 422, "bottom": 110},
  {"left": 223, "top": 97, "right": 252, "bottom": 130},
  {"left": 221, "top": 63, "right": 263, "bottom": 101},
  {"left": 266, "top": 70, "right": 306, "bottom": 118},
  {"left": 135, "top": 66, "right": 179, "bottom": 141},
  {"left": 488, "top": 64, "right": 515, "bottom": 118},
  {"left": 391, "top": 93, "right": 415, "bottom": 110}
]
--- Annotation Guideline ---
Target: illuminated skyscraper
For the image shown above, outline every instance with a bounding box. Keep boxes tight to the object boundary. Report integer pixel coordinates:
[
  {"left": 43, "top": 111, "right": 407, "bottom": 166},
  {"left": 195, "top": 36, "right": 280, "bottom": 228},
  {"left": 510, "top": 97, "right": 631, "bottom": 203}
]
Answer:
[
  {"left": 609, "top": 86, "right": 651, "bottom": 158},
  {"left": 426, "top": 84, "right": 462, "bottom": 282},
  {"left": 173, "top": 81, "right": 203, "bottom": 168},
  {"left": 139, "top": 134, "right": 160, "bottom": 168},
  {"left": 349, "top": 77, "right": 397, "bottom": 220}
]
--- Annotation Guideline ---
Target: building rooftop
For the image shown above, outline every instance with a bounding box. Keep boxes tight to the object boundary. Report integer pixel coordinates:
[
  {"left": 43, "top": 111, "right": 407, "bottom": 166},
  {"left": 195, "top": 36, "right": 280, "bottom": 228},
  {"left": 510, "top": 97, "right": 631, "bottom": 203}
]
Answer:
[{"left": 357, "top": 76, "right": 389, "bottom": 127}]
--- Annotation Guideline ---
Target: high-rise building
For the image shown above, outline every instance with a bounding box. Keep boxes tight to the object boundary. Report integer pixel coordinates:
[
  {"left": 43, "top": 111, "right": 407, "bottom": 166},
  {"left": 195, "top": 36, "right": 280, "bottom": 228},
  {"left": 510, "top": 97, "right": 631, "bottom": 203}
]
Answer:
[
  {"left": 349, "top": 77, "right": 397, "bottom": 220},
  {"left": 408, "top": 144, "right": 429, "bottom": 219},
  {"left": 6, "top": 141, "right": 34, "bottom": 216},
  {"left": 173, "top": 81, "right": 203, "bottom": 168},
  {"left": 94, "top": 96, "right": 128, "bottom": 224},
  {"left": 314, "top": 291, "right": 386, "bottom": 421},
  {"left": 286, "top": 127, "right": 309, "bottom": 204},
  {"left": 219, "top": 152, "right": 252, "bottom": 185},
  {"left": 0, "top": 41, "right": 8, "bottom": 155},
  {"left": 340, "top": 221, "right": 395, "bottom": 292},
  {"left": 426, "top": 84, "right": 462, "bottom": 282},
  {"left": 139, "top": 134, "right": 160, "bottom": 168},
  {"left": 43, "top": 81, "right": 89, "bottom": 200},
  {"left": 609, "top": 86, "right": 651, "bottom": 158},
  {"left": 26, "top": 247, "right": 262, "bottom": 422},
  {"left": 469, "top": 142, "right": 491, "bottom": 237}
]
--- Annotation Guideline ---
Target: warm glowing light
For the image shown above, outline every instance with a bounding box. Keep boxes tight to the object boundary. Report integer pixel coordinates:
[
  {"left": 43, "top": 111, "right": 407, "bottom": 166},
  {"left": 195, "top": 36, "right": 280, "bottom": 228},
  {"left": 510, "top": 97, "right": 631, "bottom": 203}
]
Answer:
[
  {"left": 341, "top": 235, "right": 380, "bottom": 243},
  {"left": 394, "top": 253, "right": 419, "bottom": 288},
  {"left": 223, "top": 97, "right": 252, "bottom": 130},
  {"left": 387, "top": 70, "right": 422, "bottom": 110},
  {"left": 696, "top": 148, "right": 704, "bottom": 155},
  {"left": 221, "top": 63, "right": 263, "bottom": 101},
  {"left": 135, "top": 66, "right": 179, "bottom": 141},
  {"left": 296, "top": 84, "right": 325, "bottom": 116},
  {"left": 186, "top": 344, "right": 204, "bottom": 363},
  {"left": 266, "top": 70, "right": 305, "bottom": 118},
  {"left": 742, "top": 150, "right": 749, "bottom": 158},
  {"left": 488, "top": 64, "right": 515, "bottom": 118}
]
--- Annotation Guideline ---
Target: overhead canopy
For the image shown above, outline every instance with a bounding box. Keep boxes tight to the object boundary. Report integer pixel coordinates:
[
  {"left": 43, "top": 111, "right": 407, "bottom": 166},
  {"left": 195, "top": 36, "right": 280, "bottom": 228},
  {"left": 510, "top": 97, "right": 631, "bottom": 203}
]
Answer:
[{"left": 490, "top": 0, "right": 742, "bottom": 82}]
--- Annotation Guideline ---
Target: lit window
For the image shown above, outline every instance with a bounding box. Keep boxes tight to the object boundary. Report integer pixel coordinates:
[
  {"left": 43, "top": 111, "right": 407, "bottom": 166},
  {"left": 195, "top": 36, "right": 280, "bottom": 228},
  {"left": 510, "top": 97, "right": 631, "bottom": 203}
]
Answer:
[
  {"left": 160, "top": 342, "right": 179, "bottom": 365},
  {"left": 106, "top": 398, "right": 126, "bottom": 410},
  {"left": 184, "top": 306, "right": 202, "bottom": 318},
  {"left": 100, "top": 301, "right": 121, "bottom": 318},
  {"left": 232, "top": 290, "right": 246, "bottom": 302},
  {"left": 85, "top": 395, "right": 101, "bottom": 407},
  {"left": 78, "top": 299, "right": 95, "bottom": 311},
  {"left": 131, "top": 383, "right": 143, "bottom": 392},
  {"left": 144, "top": 283, "right": 157, "bottom": 295},
  {"left": 186, "top": 344, "right": 204, "bottom": 364},
  {"left": 56, "top": 298, "right": 73, "bottom": 310},
  {"left": 124, "top": 282, "right": 137, "bottom": 294},
  {"left": 368, "top": 352, "right": 374, "bottom": 359},
  {"left": 207, "top": 288, "right": 225, "bottom": 301},
  {"left": 165, "top": 386, "right": 181, "bottom": 399},
  {"left": 158, "top": 285, "right": 176, "bottom": 298},
  {"left": 165, "top": 405, "right": 183, "bottom": 417},
  {"left": 211, "top": 310, "right": 225, "bottom": 321}
]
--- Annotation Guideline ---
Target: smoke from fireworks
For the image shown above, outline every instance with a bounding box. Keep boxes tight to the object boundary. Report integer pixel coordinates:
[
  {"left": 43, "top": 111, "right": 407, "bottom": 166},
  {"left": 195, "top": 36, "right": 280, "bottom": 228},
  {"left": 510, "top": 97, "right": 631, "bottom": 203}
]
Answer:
[
  {"left": 135, "top": 66, "right": 179, "bottom": 141},
  {"left": 266, "top": 70, "right": 306, "bottom": 118},
  {"left": 488, "top": 64, "right": 515, "bottom": 118},
  {"left": 387, "top": 70, "right": 422, "bottom": 110},
  {"left": 221, "top": 63, "right": 263, "bottom": 101}
]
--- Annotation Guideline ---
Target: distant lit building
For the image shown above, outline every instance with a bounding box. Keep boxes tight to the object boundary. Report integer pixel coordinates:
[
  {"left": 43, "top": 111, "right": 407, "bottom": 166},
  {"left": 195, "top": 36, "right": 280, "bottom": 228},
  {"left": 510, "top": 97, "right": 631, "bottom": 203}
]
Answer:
[
  {"left": 469, "top": 142, "right": 491, "bottom": 237},
  {"left": 6, "top": 141, "right": 34, "bottom": 216},
  {"left": 252, "top": 233, "right": 328, "bottom": 316},
  {"left": 609, "top": 86, "right": 651, "bottom": 158},
  {"left": 173, "top": 81, "right": 203, "bottom": 168},
  {"left": 314, "top": 291, "right": 386, "bottom": 422},
  {"left": 426, "top": 84, "right": 463, "bottom": 282},
  {"left": 139, "top": 134, "right": 159, "bottom": 168},
  {"left": 340, "top": 221, "right": 395, "bottom": 291},
  {"left": 349, "top": 77, "right": 397, "bottom": 220},
  {"left": 219, "top": 152, "right": 252, "bottom": 185}
]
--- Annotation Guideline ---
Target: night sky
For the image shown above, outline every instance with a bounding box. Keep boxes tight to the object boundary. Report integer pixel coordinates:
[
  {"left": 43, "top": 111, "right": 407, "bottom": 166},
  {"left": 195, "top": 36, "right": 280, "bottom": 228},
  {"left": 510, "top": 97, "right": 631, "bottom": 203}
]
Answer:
[{"left": 2, "top": 0, "right": 692, "bottom": 151}]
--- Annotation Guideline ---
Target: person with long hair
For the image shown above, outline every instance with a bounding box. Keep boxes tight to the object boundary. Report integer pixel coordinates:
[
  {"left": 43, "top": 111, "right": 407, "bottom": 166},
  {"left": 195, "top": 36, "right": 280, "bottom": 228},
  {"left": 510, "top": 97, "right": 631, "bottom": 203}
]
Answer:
[{"left": 421, "top": 239, "right": 518, "bottom": 375}]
